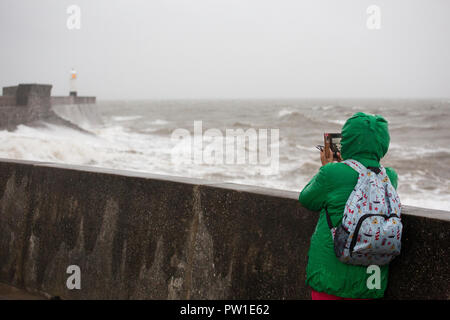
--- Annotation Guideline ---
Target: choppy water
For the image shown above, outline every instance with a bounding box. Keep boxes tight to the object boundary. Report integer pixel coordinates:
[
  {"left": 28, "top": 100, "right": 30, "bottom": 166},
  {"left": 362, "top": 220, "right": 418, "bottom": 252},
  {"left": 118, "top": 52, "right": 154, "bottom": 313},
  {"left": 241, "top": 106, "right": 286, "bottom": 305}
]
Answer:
[{"left": 0, "top": 99, "right": 449, "bottom": 211}]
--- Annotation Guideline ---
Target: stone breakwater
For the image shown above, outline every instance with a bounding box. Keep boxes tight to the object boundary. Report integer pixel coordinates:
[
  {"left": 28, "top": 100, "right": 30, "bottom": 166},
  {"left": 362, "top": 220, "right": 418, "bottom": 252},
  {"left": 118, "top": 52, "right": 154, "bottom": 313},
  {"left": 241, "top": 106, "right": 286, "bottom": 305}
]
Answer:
[
  {"left": 0, "top": 84, "right": 95, "bottom": 131},
  {"left": 0, "top": 158, "right": 448, "bottom": 300}
]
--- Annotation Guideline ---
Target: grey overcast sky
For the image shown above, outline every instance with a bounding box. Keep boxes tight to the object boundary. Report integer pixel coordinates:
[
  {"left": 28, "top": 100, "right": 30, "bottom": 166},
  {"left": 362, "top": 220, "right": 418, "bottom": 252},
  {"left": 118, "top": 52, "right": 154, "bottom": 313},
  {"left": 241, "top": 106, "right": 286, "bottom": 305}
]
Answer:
[{"left": 0, "top": 0, "right": 449, "bottom": 100}]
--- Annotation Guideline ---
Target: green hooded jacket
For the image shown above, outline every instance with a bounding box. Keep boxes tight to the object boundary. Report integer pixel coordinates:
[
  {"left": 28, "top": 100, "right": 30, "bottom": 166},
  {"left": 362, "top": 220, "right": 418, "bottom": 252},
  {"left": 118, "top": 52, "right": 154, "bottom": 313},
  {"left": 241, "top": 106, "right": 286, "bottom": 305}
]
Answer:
[{"left": 299, "top": 112, "right": 398, "bottom": 299}]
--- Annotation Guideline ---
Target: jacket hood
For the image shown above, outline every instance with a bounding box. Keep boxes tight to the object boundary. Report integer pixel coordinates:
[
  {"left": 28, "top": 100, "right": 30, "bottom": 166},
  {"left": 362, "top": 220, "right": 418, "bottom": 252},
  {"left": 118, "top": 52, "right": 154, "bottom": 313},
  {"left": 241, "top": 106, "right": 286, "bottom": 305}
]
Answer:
[{"left": 340, "top": 112, "right": 390, "bottom": 163}]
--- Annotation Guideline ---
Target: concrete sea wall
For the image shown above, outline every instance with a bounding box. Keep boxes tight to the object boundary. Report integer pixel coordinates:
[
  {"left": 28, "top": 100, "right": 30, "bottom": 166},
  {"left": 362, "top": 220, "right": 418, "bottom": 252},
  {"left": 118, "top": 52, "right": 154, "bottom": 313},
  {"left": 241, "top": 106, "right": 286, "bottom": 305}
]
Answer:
[
  {"left": 51, "top": 104, "right": 103, "bottom": 128},
  {"left": 1, "top": 84, "right": 95, "bottom": 107},
  {"left": 0, "top": 105, "right": 54, "bottom": 131},
  {"left": 0, "top": 97, "right": 16, "bottom": 107},
  {"left": 0, "top": 84, "right": 95, "bottom": 131},
  {"left": 0, "top": 158, "right": 448, "bottom": 300},
  {"left": 2, "top": 86, "right": 18, "bottom": 97},
  {"left": 51, "top": 96, "right": 96, "bottom": 105}
]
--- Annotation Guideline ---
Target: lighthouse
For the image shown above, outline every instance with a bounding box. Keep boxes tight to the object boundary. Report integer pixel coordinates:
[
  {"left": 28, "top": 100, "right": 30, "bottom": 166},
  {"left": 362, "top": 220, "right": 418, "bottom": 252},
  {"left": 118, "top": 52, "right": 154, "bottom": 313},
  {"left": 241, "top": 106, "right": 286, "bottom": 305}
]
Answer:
[{"left": 69, "top": 68, "right": 77, "bottom": 97}]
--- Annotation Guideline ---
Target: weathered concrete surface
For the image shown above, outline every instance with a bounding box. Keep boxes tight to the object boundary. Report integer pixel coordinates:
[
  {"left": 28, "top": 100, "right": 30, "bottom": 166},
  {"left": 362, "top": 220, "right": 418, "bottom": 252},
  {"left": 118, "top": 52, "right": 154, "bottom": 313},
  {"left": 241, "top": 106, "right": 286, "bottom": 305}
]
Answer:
[
  {"left": 15, "top": 84, "right": 52, "bottom": 106},
  {"left": 0, "top": 96, "right": 16, "bottom": 107},
  {"left": 0, "top": 158, "right": 448, "bottom": 300},
  {"left": 0, "top": 84, "right": 95, "bottom": 131},
  {"left": 51, "top": 104, "right": 104, "bottom": 128},
  {"left": 0, "top": 105, "right": 86, "bottom": 132},
  {"left": 1, "top": 84, "right": 95, "bottom": 106},
  {"left": 2, "top": 86, "right": 18, "bottom": 97},
  {"left": 0, "top": 282, "right": 46, "bottom": 300}
]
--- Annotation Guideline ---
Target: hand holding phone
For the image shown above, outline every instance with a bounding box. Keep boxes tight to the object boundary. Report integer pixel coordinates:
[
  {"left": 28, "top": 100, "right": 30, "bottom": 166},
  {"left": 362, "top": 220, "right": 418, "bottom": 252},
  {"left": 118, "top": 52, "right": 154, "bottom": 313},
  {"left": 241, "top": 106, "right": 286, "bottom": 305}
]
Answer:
[
  {"left": 324, "top": 133, "right": 342, "bottom": 161},
  {"left": 316, "top": 133, "right": 342, "bottom": 166}
]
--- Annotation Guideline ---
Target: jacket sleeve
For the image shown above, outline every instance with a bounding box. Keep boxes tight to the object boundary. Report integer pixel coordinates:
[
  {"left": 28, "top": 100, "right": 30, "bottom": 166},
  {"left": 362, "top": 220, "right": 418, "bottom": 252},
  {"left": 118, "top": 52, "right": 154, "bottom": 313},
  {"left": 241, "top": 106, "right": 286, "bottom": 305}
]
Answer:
[
  {"left": 385, "top": 167, "right": 398, "bottom": 190},
  {"left": 298, "top": 165, "right": 329, "bottom": 212}
]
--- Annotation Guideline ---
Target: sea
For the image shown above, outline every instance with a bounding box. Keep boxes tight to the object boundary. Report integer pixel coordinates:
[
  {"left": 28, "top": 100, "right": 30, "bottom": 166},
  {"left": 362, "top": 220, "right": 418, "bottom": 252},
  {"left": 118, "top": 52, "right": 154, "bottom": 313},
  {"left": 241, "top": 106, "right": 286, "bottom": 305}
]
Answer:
[{"left": 0, "top": 99, "right": 449, "bottom": 211}]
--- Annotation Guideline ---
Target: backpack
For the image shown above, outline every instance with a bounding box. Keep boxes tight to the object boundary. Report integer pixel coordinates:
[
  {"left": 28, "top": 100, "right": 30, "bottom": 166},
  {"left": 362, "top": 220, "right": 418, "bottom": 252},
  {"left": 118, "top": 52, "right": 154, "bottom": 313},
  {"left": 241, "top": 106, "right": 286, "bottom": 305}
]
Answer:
[{"left": 325, "top": 159, "right": 403, "bottom": 266}]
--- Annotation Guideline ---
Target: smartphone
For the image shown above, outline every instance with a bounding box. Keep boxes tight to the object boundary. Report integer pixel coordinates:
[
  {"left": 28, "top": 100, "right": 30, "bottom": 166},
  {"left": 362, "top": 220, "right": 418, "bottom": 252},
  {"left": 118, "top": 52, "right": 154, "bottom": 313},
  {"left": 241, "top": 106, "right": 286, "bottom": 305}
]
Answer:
[{"left": 324, "top": 133, "right": 341, "bottom": 161}]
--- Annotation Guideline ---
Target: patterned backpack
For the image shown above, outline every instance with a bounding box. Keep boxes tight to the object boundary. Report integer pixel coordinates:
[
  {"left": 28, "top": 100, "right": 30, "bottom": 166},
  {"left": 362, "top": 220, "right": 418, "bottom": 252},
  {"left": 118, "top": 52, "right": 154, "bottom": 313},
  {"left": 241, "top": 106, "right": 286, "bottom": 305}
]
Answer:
[{"left": 326, "top": 159, "right": 403, "bottom": 266}]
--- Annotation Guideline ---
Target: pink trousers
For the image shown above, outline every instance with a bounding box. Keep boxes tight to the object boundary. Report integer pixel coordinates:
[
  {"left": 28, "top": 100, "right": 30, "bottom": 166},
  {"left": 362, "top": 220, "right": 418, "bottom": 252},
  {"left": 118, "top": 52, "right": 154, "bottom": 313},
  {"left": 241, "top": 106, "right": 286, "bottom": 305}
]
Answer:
[{"left": 311, "top": 289, "right": 370, "bottom": 300}]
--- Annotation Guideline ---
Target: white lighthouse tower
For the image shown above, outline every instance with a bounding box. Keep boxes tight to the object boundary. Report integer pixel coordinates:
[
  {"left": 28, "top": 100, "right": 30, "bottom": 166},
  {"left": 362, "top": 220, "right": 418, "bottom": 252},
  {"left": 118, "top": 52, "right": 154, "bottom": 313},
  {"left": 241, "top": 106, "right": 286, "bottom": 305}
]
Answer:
[{"left": 69, "top": 68, "right": 77, "bottom": 97}]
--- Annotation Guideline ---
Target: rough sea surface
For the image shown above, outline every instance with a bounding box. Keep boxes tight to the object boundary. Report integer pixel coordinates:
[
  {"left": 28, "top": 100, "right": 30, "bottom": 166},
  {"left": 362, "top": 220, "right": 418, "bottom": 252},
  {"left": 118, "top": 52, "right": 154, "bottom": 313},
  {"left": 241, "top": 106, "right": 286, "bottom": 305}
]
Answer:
[{"left": 0, "top": 99, "right": 449, "bottom": 211}]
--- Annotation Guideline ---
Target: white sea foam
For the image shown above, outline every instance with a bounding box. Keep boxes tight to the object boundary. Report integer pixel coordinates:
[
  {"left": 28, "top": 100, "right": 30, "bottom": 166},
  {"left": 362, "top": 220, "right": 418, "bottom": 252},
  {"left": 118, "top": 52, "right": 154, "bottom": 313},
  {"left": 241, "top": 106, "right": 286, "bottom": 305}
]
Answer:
[
  {"left": 0, "top": 124, "right": 106, "bottom": 164},
  {"left": 295, "top": 144, "right": 317, "bottom": 152},
  {"left": 148, "top": 119, "right": 169, "bottom": 125},
  {"left": 389, "top": 143, "right": 450, "bottom": 157},
  {"left": 278, "top": 109, "right": 296, "bottom": 117},
  {"left": 112, "top": 115, "right": 143, "bottom": 122},
  {"left": 327, "top": 119, "right": 346, "bottom": 126}
]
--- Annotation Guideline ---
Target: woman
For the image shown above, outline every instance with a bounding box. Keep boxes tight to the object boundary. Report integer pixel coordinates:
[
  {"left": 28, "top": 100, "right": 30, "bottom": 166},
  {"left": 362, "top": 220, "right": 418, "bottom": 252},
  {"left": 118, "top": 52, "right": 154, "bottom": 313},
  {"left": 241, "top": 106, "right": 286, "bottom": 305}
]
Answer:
[{"left": 299, "top": 112, "right": 398, "bottom": 300}]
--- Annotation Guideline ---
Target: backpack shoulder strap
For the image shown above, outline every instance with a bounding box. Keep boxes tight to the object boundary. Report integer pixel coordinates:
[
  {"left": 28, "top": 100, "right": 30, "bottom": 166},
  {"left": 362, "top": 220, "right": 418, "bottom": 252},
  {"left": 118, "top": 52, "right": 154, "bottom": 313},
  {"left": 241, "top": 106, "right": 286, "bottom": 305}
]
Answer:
[
  {"left": 378, "top": 166, "right": 387, "bottom": 177},
  {"left": 377, "top": 166, "right": 393, "bottom": 184},
  {"left": 342, "top": 159, "right": 367, "bottom": 175}
]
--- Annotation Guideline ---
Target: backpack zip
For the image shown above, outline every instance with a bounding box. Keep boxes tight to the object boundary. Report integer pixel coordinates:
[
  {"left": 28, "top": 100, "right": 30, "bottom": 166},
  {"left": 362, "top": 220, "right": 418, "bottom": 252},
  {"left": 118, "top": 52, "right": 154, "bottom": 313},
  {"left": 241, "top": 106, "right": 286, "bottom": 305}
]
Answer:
[{"left": 349, "top": 213, "right": 399, "bottom": 257}]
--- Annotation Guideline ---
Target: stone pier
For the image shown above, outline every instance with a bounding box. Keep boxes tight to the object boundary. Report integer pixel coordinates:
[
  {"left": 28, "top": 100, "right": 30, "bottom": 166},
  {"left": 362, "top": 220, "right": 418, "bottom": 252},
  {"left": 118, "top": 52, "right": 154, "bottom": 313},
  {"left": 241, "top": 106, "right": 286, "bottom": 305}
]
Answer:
[{"left": 0, "top": 83, "right": 95, "bottom": 131}]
